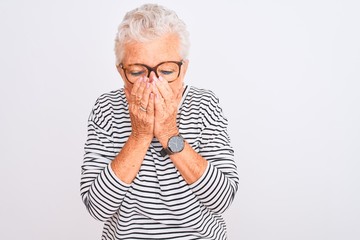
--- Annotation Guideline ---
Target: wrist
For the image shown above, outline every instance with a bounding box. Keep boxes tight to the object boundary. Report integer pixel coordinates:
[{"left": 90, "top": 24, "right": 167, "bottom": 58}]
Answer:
[
  {"left": 160, "top": 134, "right": 185, "bottom": 157},
  {"left": 129, "top": 132, "right": 153, "bottom": 144},
  {"left": 156, "top": 129, "right": 179, "bottom": 147}
]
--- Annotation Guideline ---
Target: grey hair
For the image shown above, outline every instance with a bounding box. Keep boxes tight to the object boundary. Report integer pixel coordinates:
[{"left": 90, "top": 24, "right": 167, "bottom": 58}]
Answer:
[{"left": 114, "top": 4, "right": 190, "bottom": 65}]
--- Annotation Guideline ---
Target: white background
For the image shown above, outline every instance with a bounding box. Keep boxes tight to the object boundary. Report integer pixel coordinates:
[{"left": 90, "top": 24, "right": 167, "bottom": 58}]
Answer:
[{"left": 1, "top": 0, "right": 359, "bottom": 239}]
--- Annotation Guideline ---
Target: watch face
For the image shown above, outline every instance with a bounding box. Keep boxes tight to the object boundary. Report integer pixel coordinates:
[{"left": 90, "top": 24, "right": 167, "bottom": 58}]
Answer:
[{"left": 168, "top": 135, "right": 184, "bottom": 153}]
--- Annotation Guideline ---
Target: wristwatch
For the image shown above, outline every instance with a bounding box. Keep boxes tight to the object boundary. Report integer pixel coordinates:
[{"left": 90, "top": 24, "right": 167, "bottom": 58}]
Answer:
[{"left": 160, "top": 134, "right": 185, "bottom": 157}]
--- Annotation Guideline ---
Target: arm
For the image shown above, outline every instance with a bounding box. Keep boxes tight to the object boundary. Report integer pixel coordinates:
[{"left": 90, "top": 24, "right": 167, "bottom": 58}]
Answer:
[
  {"left": 153, "top": 76, "right": 239, "bottom": 214},
  {"left": 189, "top": 92, "right": 239, "bottom": 214},
  {"left": 81, "top": 82, "right": 155, "bottom": 221},
  {"left": 80, "top": 98, "right": 131, "bottom": 222},
  {"left": 156, "top": 87, "right": 239, "bottom": 214}
]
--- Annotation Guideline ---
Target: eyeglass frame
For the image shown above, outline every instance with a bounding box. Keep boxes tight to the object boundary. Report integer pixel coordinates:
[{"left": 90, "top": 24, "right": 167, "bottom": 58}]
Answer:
[{"left": 118, "top": 60, "right": 184, "bottom": 84}]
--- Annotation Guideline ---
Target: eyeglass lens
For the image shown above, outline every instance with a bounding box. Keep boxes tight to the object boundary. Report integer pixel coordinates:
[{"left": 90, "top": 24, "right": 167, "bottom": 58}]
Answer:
[{"left": 125, "top": 62, "right": 180, "bottom": 83}]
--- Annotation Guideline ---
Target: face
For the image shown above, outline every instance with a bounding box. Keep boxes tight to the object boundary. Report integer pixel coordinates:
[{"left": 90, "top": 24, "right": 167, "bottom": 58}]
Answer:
[{"left": 117, "top": 33, "right": 188, "bottom": 93}]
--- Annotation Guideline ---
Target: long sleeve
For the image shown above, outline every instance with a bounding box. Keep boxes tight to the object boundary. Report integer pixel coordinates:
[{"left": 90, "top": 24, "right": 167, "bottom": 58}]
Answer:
[
  {"left": 189, "top": 90, "right": 239, "bottom": 214},
  {"left": 80, "top": 87, "right": 239, "bottom": 239},
  {"left": 80, "top": 96, "right": 130, "bottom": 222}
]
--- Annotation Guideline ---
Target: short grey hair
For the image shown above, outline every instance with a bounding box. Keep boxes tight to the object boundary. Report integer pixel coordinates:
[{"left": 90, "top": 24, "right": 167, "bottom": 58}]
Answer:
[{"left": 114, "top": 4, "right": 190, "bottom": 65}]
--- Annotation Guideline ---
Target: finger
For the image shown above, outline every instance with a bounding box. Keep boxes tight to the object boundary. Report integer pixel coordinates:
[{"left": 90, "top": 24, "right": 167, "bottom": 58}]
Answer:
[
  {"left": 152, "top": 77, "right": 167, "bottom": 102},
  {"left": 158, "top": 75, "right": 172, "bottom": 92},
  {"left": 146, "top": 92, "right": 155, "bottom": 115},
  {"left": 125, "top": 87, "right": 138, "bottom": 112},
  {"left": 151, "top": 79, "right": 159, "bottom": 98},
  {"left": 140, "top": 78, "right": 152, "bottom": 108},
  {"left": 151, "top": 82, "right": 164, "bottom": 107},
  {"left": 130, "top": 77, "right": 143, "bottom": 104},
  {"left": 135, "top": 77, "right": 147, "bottom": 103},
  {"left": 154, "top": 76, "right": 173, "bottom": 102},
  {"left": 153, "top": 87, "right": 165, "bottom": 113}
]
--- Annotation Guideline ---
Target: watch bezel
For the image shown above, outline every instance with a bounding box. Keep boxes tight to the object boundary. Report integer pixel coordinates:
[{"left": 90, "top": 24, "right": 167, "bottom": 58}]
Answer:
[
  {"left": 160, "top": 134, "right": 184, "bottom": 156},
  {"left": 168, "top": 135, "right": 184, "bottom": 153}
]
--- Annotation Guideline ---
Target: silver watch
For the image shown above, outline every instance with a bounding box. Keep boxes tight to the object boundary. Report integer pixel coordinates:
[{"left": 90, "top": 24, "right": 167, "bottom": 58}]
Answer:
[{"left": 160, "top": 134, "right": 184, "bottom": 156}]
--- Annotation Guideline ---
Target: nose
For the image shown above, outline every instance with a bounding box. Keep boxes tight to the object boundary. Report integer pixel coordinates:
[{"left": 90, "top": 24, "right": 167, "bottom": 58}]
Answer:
[{"left": 148, "top": 71, "right": 158, "bottom": 83}]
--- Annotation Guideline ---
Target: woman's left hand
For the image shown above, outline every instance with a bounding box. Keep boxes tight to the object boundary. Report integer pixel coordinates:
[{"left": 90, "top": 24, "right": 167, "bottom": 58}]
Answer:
[{"left": 152, "top": 75, "right": 183, "bottom": 144}]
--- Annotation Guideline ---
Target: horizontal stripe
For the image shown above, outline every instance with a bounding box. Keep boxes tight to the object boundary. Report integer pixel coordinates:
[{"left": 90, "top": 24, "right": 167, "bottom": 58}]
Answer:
[{"left": 80, "top": 85, "right": 239, "bottom": 239}]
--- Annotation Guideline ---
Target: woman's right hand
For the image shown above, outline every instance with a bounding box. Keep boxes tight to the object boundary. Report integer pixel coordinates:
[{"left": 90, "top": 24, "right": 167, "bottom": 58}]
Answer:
[{"left": 124, "top": 77, "right": 155, "bottom": 141}]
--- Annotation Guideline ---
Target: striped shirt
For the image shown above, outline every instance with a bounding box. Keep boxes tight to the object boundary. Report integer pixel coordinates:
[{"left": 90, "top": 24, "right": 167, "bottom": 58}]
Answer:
[{"left": 80, "top": 85, "right": 239, "bottom": 239}]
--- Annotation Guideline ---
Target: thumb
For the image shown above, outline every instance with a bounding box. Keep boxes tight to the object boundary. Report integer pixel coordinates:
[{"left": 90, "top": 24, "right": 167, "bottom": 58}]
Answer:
[
  {"left": 176, "top": 85, "right": 185, "bottom": 104},
  {"left": 147, "top": 93, "right": 155, "bottom": 115}
]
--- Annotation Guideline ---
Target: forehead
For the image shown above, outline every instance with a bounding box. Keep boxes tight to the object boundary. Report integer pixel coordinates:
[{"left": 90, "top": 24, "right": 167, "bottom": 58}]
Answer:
[{"left": 123, "top": 34, "right": 181, "bottom": 65}]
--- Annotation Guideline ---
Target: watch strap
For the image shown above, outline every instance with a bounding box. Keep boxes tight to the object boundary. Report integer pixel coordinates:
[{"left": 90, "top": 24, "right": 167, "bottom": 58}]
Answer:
[
  {"left": 160, "top": 148, "right": 170, "bottom": 157},
  {"left": 160, "top": 134, "right": 184, "bottom": 157}
]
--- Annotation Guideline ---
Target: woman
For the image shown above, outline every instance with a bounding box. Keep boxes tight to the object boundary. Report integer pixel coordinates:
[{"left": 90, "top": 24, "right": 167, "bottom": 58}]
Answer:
[{"left": 81, "top": 3, "right": 239, "bottom": 239}]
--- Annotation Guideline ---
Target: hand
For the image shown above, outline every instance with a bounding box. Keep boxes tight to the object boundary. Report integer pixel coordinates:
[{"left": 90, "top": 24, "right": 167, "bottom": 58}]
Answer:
[
  {"left": 124, "top": 77, "right": 155, "bottom": 141},
  {"left": 152, "top": 74, "right": 184, "bottom": 144}
]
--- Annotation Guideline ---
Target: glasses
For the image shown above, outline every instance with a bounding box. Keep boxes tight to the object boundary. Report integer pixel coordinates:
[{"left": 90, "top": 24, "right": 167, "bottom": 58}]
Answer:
[{"left": 120, "top": 60, "right": 183, "bottom": 84}]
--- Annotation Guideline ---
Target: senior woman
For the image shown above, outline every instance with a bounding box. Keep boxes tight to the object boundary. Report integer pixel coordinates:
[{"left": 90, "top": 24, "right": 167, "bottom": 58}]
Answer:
[{"left": 80, "top": 3, "right": 239, "bottom": 240}]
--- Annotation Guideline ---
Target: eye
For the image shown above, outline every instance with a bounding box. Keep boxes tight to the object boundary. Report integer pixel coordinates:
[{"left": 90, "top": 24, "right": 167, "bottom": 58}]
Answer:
[
  {"left": 159, "top": 70, "right": 175, "bottom": 75},
  {"left": 157, "top": 62, "right": 180, "bottom": 77},
  {"left": 128, "top": 70, "right": 146, "bottom": 77}
]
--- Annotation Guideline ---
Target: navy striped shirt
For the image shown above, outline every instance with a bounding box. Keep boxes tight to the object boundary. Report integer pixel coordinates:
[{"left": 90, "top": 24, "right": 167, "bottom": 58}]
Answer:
[{"left": 80, "top": 85, "right": 239, "bottom": 239}]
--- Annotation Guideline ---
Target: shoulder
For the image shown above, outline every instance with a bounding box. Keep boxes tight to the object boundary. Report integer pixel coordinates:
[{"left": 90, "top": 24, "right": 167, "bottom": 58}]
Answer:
[
  {"left": 187, "top": 85, "right": 220, "bottom": 106},
  {"left": 89, "top": 89, "right": 126, "bottom": 122},
  {"left": 94, "top": 89, "right": 125, "bottom": 106},
  {"left": 91, "top": 88, "right": 127, "bottom": 112},
  {"left": 185, "top": 85, "right": 228, "bottom": 124},
  {"left": 186, "top": 86, "right": 221, "bottom": 113}
]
